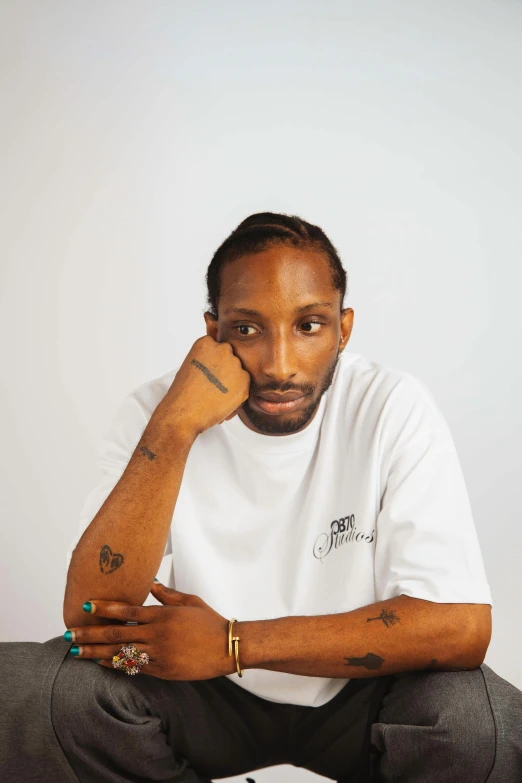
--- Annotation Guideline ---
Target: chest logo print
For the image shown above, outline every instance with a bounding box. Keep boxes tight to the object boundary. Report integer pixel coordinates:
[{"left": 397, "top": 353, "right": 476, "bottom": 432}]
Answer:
[{"left": 313, "top": 514, "right": 374, "bottom": 562}]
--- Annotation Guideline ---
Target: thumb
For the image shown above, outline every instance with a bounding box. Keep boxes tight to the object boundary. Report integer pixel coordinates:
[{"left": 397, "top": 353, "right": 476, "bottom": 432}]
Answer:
[{"left": 150, "top": 580, "right": 195, "bottom": 606}]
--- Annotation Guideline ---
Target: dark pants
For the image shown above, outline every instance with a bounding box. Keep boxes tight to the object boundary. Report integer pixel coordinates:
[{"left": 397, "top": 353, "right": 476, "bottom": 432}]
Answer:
[{"left": 1, "top": 635, "right": 521, "bottom": 782}]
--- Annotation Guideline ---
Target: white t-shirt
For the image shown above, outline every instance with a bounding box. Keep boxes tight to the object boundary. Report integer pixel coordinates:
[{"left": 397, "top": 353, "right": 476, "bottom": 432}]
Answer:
[{"left": 66, "top": 351, "right": 493, "bottom": 707}]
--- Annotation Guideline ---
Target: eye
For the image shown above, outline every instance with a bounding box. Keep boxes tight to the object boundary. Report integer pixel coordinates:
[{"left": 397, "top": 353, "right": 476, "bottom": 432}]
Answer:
[
  {"left": 235, "top": 325, "right": 258, "bottom": 337},
  {"left": 300, "top": 321, "right": 323, "bottom": 333}
]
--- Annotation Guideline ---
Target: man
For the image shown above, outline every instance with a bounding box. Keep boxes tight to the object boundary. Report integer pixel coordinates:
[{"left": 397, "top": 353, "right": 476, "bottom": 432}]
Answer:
[{"left": 1, "top": 212, "right": 521, "bottom": 783}]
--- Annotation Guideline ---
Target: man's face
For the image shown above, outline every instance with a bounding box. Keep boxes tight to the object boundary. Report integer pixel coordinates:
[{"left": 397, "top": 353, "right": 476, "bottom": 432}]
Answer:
[{"left": 205, "top": 244, "right": 354, "bottom": 435}]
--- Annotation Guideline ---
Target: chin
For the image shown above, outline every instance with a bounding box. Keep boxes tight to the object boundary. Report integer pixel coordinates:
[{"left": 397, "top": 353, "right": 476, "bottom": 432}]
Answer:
[{"left": 242, "top": 398, "right": 319, "bottom": 435}]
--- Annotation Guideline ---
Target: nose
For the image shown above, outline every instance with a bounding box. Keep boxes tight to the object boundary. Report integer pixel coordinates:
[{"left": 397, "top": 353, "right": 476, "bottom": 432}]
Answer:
[{"left": 259, "top": 332, "right": 298, "bottom": 384}]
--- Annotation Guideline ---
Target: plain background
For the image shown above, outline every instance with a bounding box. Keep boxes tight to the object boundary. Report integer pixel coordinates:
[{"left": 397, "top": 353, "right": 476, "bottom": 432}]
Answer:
[{"left": 1, "top": 2, "right": 521, "bottom": 781}]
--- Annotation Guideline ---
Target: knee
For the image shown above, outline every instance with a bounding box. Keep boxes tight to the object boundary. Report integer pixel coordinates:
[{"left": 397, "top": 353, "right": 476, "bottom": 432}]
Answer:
[
  {"left": 52, "top": 652, "right": 160, "bottom": 727},
  {"left": 377, "top": 667, "right": 496, "bottom": 776},
  {"left": 52, "top": 654, "right": 113, "bottom": 722},
  {"left": 427, "top": 668, "right": 496, "bottom": 773}
]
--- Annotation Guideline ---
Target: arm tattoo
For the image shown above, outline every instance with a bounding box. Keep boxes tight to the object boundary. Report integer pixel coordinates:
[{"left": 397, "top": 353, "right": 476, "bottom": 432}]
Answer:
[
  {"left": 367, "top": 608, "right": 401, "bottom": 628},
  {"left": 344, "top": 652, "right": 385, "bottom": 670},
  {"left": 99, "top": 544, "right": 124, "bottom": 574},
  {"left": 139, "top": 445, "right": 157, "bottom": 460},
  {"left": 190, "top": 359, "right": 228, "bottom": 393}
]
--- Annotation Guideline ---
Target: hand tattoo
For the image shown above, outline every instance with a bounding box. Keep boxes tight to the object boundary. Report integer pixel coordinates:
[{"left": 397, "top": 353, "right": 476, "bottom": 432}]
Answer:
[{"left": 190, "top": 359, "right": 228, "bottom": 393}]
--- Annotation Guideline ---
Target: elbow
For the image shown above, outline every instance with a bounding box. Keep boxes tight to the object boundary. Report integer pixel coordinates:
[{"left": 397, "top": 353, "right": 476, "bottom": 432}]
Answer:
[
  {"left": 63, "top": 591, "right": 79, "bottom": 630},
  {"left": 62, "top": 576, "right": 90, "bottom": 630},
  {"left": 63, "top": 599, "right": 77, "bottom": 630},
  {"left": 63, "top": 595, "right": 100, "bottom": 630},
  {"left": 469, "top": 608, "right": 493, "bottom": 667},
  {"left": 460, "top": 606, "right": 492, "bottom": 669},
  {"left": 439, "top": 604, "right": 492, "bottom": 671}
]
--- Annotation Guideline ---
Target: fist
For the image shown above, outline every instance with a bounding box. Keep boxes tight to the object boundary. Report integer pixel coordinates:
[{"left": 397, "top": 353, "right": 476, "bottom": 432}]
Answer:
[{"left": 163, "top": 336, "right": 250, "bottom": 436}]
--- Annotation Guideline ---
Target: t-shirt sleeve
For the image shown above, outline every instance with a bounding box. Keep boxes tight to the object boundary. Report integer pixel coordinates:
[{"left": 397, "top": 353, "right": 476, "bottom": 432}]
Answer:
[
  {"left": 65, "top": 391, "right": 175, "bottom": 600},
  {"left": 374, "top": 375, "right": 493, "bottom": 606}
]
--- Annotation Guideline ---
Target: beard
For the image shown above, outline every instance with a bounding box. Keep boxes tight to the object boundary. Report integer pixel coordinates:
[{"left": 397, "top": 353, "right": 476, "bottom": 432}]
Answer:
[{"left": 240, "top": 350, "right": 341, "bottom": 435}]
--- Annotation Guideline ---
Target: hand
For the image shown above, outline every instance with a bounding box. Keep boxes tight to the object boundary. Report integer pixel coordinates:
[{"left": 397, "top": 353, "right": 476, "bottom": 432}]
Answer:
[
  {"left": 161, "top": 335, "right": 251, "bottom": 436},
  {"left": 64, "top": 581, "right": 237, "bottom": 680}
]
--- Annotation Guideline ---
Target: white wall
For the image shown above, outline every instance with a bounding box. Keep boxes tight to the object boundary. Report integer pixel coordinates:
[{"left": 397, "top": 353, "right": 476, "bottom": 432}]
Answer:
[{"left": 1, "top": 1, "right": 521, "bottom": 779}]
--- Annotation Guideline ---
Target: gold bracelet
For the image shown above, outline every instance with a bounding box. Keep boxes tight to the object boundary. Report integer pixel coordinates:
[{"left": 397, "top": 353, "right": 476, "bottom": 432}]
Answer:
[{"left": 228, "top": 618, "right": 244, "bottom": 677}]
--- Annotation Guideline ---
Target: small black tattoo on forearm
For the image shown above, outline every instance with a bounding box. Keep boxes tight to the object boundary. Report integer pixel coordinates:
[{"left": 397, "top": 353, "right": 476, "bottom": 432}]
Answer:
[
  {"left": 367, "top": 608, "right": 401, "bottom": 628},
  {"left": 99, "top": 544, "right": 124, "bottom": 574},
  {"left": 139, "top": 445, "right": 156, "bottom": 460},
  {"left": 344, "top": 652, "right": 385, "bottom": 670},
  {"left": 190, "top": 359, "right": 228, "bottom": 393}
]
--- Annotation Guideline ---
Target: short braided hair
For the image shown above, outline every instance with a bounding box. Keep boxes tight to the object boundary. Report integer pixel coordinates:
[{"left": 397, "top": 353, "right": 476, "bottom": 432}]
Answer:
[{"left": 205, "top": 212, "right": 348, "bottom": 318}]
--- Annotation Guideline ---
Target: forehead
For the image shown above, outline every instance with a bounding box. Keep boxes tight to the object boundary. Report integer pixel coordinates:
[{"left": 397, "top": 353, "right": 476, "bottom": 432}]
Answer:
[{"left": 218, "top": 245, "right": 337, "bottom": 310}]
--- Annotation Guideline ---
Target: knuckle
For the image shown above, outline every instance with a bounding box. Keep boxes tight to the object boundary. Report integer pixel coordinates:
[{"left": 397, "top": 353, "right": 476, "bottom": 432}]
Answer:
[
  {"left": 123, "top": 606, "right": 140, "bottom": 622},
  {"left": 106, "top": 626, "right": 124, "bottom": 643},
  {"left": 148, "top": 606, "right": 162, "bottom": 622},
  {"left": 155, "top": 626, "right": 168, "bottom": 643}
]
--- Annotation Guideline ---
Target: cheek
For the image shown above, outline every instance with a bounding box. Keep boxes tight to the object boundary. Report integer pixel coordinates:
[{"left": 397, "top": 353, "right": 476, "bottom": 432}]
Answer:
[{"left": 224, "top": 341, "right": 257, "bottom": 372}]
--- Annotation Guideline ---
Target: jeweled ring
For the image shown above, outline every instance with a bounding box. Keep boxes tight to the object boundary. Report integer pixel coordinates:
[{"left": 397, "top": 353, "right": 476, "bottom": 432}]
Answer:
[{"left": 112, "top": 644, "right": 150, "bottom": 675}]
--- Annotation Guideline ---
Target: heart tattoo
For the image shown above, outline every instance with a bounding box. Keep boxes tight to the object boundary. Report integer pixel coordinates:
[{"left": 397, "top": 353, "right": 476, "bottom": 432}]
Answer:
[{"left": 99, "top": 544, "right": 125, "bottom": 574}]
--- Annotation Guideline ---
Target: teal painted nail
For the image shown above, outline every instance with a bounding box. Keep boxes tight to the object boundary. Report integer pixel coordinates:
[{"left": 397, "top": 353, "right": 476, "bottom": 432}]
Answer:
[
  {"left": 82, "top": 601, "right": 92, "bottom": 613},
  {"left": 154, "top": 578, "right": 159, "bottom": 583},
  {"left": 93, "top": 658, "right": 101, "bottom": 663},
  {"left": 69, "top": 645, "right": 80, "bottom": 656},
  {"left": 63, "top": 630, "right": 73, "bottom": 642}
]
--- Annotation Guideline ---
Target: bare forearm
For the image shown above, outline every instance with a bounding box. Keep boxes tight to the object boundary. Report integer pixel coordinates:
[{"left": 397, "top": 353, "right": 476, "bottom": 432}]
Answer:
[
  {"left": 234, "top": 595, "right": 491, "bottom": 678},
  {"left": 63, "top": 404, "right": 195, "bottom": 628}
]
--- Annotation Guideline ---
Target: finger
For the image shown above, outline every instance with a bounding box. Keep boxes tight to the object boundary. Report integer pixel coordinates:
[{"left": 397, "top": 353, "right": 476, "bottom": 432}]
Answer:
[
  {"left": 82, "top": 600, "right": 159, "bottom": 623},
  {"left": 108, "top": 660, "right": 164, "bottom": 679},
  {"left": 69, "top": 643, "right": 152, "bottom": 661},
  {"left": 84, "top": 651, "right": 164, "bottom": 678},
  {"left": 150, "top": 583, "right": 200, "bottom": 606},
  {"left": 66, "top": 623, "right": 151, "bottom": 646},
  {"left": 150, "top": 583, "right": 186, "bottom": 605}
]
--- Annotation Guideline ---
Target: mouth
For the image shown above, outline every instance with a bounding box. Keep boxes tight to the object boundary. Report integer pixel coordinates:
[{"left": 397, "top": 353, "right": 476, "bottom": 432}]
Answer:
[{"left": 251, "top": 394, "right": 306, "bottom": 415}]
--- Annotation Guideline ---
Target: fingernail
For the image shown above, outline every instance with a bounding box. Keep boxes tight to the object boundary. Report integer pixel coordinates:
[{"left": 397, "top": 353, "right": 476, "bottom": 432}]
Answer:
[
  {"left": 63, "top": 630, "right": 73, "bottom": 642},
  {"left": 82, "top": 601, "right": 92, "bottom": 613},
  {"left": 69, "top": 645, "right": 80, "bottom": 656},
  {"left": 153, "top": 578, "right": 159, "bottom": 583}
]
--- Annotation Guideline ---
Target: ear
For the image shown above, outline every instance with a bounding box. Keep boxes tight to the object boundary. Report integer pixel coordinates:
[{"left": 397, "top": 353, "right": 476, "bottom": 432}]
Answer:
[
  {"left": 204, "top": 311, "right": 219, "bottom": 340},
  {"left": 339, "top": 308, "right": 354, "bottom": 352}
]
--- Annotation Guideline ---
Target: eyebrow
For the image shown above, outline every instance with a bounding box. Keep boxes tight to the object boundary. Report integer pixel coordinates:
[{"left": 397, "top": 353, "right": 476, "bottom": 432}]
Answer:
[{"left": 223, "top": 302, "right": 335, "bottom": 317}]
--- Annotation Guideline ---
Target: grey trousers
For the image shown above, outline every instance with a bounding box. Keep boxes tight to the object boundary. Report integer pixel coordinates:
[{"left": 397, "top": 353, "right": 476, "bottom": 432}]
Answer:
[{"left": 0, "top": 635, "right": 521, "bottom": 783}]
